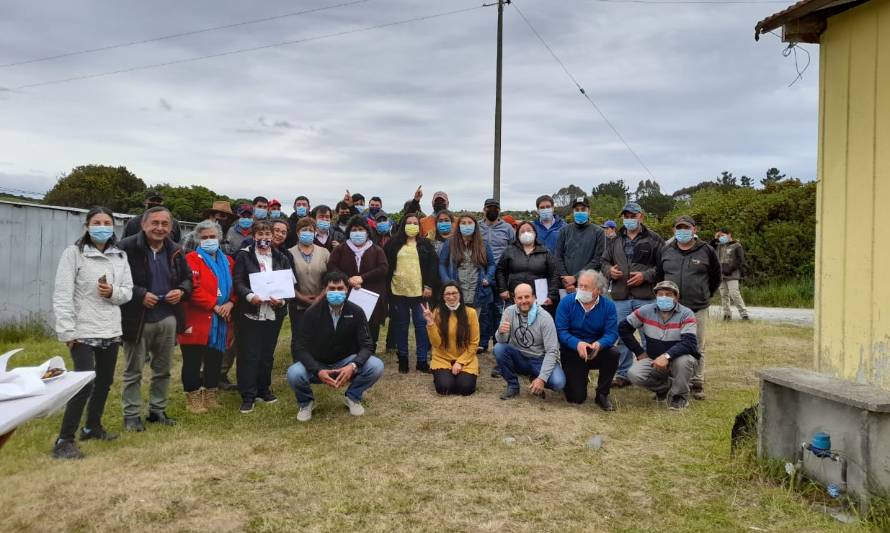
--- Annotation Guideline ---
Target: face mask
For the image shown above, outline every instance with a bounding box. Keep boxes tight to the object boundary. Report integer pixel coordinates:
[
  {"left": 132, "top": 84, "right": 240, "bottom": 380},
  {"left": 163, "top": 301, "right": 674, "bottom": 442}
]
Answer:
[
  {"left": 576, "top": 289, "right": 594, "bottom": 303},
  {"left": 270, "top": 210, "right": 281, "bottom": 219},
  {"left": 256, "top": 238, "right": 272, "bottom": 249},
  {"left": 377, "top": 221, "right": 392, "bottom": 234},
  {"left": 445, "top": 302, "right": 460, "bottom": 311},
  {"left": 433, "top": 201, "right": 446, "bottom": 213},
  {"left": 369, "top": 207, "right": 381, "bottom": 216},
  {"left": 88, "top": 226, "right": 114, "bottom": 244},
  {"left": 623, "top": 218, "right": 639, "bottom": 231},
  {"left": 299, "top": 231, "right": 315, "bottom": 245},
  {"left": 656, "top": 296, "right": 676, "bottom": 312},
  {"left": 527, "top": 303, "right": 539, "bottom": 325},
  {"left": 350, "top": 231, "right": 368, "bottom": 246},
  {"left": 573, "top": 211, "right": 589, "bottom": 225},
  {"left": 485, "top": 210, "right": 499, "bottom": 222},
  {"left": 404, "top": 223, "right": 419, "bottom": 237},
  {"left": 295, "top": 206, "right": 308, "bottom": 217},
  {"left": 519, "top": 232, "right": 535, "bottom": 245},
  {"left": 317, "top": 220, "right": 331, "bottom": 232},
  {"left": 238, "top": 218, "right": 253, "bottom": 230},
  {"left": 326, "top": 290, "right": 347, "bottom": 306},
  {"left": 199, "top": 238, "right": 219, "bottom": 254},
  {"left": 718, "top": 235, "right": 729, "bottom": 245},
  {"left": 437, "top": 221, "right": 452, "bottom": 234},
  {"left": 459, "top": 224, "right": 475, "bottom": 236},
  {"left": 538, "top": 208, "right": 554, "bottom": 221},
  {"left": 674, "top": 229, "right": 694, "bottom": 244},
  {"left": 254, "top": 208, "right": 268, "bottom": 219}
]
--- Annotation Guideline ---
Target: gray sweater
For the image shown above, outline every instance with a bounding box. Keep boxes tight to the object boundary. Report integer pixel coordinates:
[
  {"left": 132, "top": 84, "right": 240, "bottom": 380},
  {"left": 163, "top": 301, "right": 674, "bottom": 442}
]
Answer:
[
  {"left": 555, "top": 222, "right": 605, "bottom": 278},
  {"left": 494, "top": 304, "right": 561, "bottom": 382}
]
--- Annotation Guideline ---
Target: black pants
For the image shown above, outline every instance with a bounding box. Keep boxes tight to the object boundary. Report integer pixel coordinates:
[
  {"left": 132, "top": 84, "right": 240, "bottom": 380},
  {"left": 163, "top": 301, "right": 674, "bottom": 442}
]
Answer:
[
  {"left": 181, "top": 344, "right": 223, "bottom": 392},
  {"left": 288, "top": 303, "right": 306, "bottom": 364},
  {"left": 561, "top": 345, "right": 619, "bottom": 404},
  {"left": 236, "top": 316, "right": 283, "bottom": 402},
  {"left": 59, "top": 342, "right": 119, "bottom": 440},
  {"left": 369, "top": 323, "right": 381, "bottom": 348},
  {"left": 432, "top": 369, "right": 477, "bottom": 396}
]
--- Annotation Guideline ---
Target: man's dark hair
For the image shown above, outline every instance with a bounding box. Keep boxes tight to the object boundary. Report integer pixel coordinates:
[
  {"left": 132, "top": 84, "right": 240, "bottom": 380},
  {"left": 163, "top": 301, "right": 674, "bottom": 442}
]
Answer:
[
  {"left": 719, "top": 227, "right": 731, "bottom": 234},
  {"left": 294, "top": 195, "right": 310, "bottom": 208},
  {"left": 535, "top": 194, "right": 554, "bottom": 208},
  {"left": 312, "top": 204, "right": 332, "bottom": 217},
  {"left": 370, "top": 196, "right": 382, "bottom": 204},
  {"left": 351, "top": 193, "right": 365, "bottom": 203},
  {"left": 335, "top": 201, "right": 351, "bottom": 212},
  {"left": 253, "top": 196, "right": 269, "bottom": 205},
  {"left": 323, "top": 270, "right": 349, "bottom": 287}
]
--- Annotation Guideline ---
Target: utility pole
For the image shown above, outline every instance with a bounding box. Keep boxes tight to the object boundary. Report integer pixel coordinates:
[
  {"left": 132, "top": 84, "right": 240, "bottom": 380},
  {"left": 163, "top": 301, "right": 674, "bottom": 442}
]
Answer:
[{"left": 492, "top": 0, "right": 508, "bottom": 203}]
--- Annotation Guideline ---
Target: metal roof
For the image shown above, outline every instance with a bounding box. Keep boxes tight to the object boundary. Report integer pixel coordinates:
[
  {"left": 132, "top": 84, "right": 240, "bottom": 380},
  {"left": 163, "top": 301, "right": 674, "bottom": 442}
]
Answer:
[{"left": 755, "top": 0, "right": 867, "bottom": 41}]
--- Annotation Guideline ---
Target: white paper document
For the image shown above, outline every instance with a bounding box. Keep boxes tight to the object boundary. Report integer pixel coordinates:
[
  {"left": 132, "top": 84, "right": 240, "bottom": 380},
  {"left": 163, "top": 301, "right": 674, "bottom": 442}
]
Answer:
[
  {"left": 534, "top": 278, "right": 549, "bottom": 302},
  {"left": 249, "top": 269, "right": 296, "bottom": 301},
  {"left": 559, "top": 289, "right": 568, "bottom": 299},
  {"left": 348, "top": 288, "right": 380, "bottom": 321},
  {"left": 0, "top": 349, "right": 67, "bottom": 402}
]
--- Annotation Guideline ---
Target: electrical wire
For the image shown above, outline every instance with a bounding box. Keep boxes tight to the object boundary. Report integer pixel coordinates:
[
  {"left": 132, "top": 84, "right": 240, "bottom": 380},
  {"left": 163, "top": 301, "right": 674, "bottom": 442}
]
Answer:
[
  {"left": 511, "top": 0, "right": 658, "bottom": 181},
  {"left": 2, "top": 4, "right": 487, "bottom": 91},
  {"left": 585, "top": 0, "right": 789, "bottom": 4},
  {"left": 0, "top": 0, "right": 373, "bottom": 69}
]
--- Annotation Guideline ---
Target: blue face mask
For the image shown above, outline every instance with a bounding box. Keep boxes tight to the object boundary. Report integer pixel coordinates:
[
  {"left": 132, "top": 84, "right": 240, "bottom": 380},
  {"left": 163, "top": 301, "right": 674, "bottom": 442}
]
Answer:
[
  {"left": 270, "top": 210, "right": 281, "bottom": 219},
  {"left": 538, "top": 208, "right": 554, "bottom": 222},
  {"left": 317, "top": 220, "right": 331, "bottom": 232},
  {"left": 718, "top": 235, "right": 729, "bottom": 244},
  {"left": 238, "top": 218, "right": 253, "bottom": 230},
  {"left": 674, "top": 229, "right": 694, "bottom": 244},
  {"left": 350, "top": 231, "right": 368, "bottom": 246},
  {"left": 656, "top": 295, "right": 676, "bottom": 312},
  {"left": 623, "top": 218, "right": 639, "bottom": 231},
  {"left": 200, "top": 238, "right": 220, "bottom": 254},
  {"left": 254, "top": 208, "right": 268, "bottom": 219},
  {"left": 437, "top": 221, "right": 452, "bottom": 234},
  {"left": 377, "top": 221, "right": 391, "bottom": 234},
  {"left": 527, "top": 303, "right": 539, "bottom": 325},
  {"left": 295, "top": 206, "right": 308, "bottom": 217},
  {"left": 88, "top": 225, "right": 114, "bottom": 244},
  {"left": 459, "top": 224, "right": 475, "bottom": 236},
  {"left": 326, "top": 290, "right": 347, "bottom": 306},
  {"left": 573, "top": 211, "right": 589, "bottom": 225},
  {"left": 299, "top": 231, "right": 315, "bottom": 245}
]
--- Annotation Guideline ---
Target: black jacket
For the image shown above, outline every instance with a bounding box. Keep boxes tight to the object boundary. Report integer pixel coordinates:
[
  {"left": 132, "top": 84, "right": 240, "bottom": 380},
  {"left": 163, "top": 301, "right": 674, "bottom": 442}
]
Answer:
[
  {"left": 233, "top": 245, "right": 296, "bottom": 320},
  {"left": 657, "top": 239, "right": 721, "bottom": 312},
  {"left": 117, "top": 232, "right": 193, "bottom": 342},
  {"left": 601, "top": 224, "right": 665, "bottom": 300},
  {"left": 495, "top": 241, "right": 560, "bottom": 302},
  {"left": 124, "top": 212, "right": 183, "bottom": 243},
  {"left": 383, "top": 237, "right": 440, "bottom": 299},
  {"left": 293, "top": 299, "right": 375, "bottom": 376}
]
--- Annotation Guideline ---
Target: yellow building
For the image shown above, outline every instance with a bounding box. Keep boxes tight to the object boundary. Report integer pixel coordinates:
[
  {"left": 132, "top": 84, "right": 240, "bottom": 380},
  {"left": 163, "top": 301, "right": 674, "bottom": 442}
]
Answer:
[{"left": 757, "top": 0, "right": 890, "bottom": 390}]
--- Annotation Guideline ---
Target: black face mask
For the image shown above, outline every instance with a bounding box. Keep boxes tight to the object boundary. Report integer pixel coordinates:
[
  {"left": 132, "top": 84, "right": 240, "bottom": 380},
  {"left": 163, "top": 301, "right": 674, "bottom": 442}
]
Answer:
[
  {"left": 485, "top": 209, "right": 499, "bottom": 222},
  {"left": 433, "top": 201, "right": 446, "bottom": 213}
]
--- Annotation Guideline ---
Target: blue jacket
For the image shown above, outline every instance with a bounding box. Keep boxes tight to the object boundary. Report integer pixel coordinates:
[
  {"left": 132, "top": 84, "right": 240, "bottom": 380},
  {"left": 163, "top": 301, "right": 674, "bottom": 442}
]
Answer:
[
  {"left": 533, "top": 217, "right": 566, "bottom": 255},
  {"left": 438, "top": 242, "right": 496, "bottom": 305},
  {"left": 480, "top": 219, "right": 515, "bottom": 264},
  {"left": 555, "top": 292, "right": 618, "bottom": 351}
]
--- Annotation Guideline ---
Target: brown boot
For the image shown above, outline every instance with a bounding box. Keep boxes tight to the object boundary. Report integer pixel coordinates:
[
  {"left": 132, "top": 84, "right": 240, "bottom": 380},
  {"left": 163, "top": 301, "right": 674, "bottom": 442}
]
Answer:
[
  {"left": 203, "top": 388, "right": 220, "bottom": 410},
  {"left": 186, "top": 390, "right": 208, "bottom": 414}
]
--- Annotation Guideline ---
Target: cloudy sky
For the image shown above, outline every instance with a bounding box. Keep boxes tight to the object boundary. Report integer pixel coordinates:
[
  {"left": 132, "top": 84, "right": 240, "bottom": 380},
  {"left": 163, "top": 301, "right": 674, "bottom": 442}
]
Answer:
[{"left": 0, "top": 0, "right": 817, "bottom": 211}]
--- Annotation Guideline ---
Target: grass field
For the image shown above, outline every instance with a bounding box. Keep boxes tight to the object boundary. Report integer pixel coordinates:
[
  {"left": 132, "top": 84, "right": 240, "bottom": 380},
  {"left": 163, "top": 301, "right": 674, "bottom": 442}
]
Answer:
[
  {"left": 723, "top": 277, "right": 814, "bottom": 309},
  {"left": 0, "top": 318, "right": 870, "bottom": 532}
]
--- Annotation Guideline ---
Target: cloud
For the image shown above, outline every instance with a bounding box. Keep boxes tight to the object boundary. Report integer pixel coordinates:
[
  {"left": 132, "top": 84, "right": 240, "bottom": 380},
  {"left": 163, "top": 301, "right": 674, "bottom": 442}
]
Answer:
[{"left": 158, "top": 98, "right": 172, "bottom": 111}]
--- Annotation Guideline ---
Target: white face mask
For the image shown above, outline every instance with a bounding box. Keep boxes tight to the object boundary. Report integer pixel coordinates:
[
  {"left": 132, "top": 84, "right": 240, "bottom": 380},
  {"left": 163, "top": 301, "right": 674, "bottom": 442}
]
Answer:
[
  {"left": 519, "top": 232, "right": 535, "bottom": 245},
  {"left": 576, "top": 289, "right": 594, "bottom": 303},
  {"left": 445, "top": 302, "right": 461, "bottom": 311}
]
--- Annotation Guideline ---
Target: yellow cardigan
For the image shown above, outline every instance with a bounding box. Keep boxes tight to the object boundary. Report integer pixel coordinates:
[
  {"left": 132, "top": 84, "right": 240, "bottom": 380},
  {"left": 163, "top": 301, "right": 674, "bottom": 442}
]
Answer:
[{"left": 427, "top": 306, "right": 480, "bottom": 375}]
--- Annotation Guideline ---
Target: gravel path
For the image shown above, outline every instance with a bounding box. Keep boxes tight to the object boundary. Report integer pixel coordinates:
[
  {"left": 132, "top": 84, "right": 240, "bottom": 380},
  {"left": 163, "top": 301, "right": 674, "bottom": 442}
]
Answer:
[{"left": 709, "top": 305, "right": 813, "bottom": 327}]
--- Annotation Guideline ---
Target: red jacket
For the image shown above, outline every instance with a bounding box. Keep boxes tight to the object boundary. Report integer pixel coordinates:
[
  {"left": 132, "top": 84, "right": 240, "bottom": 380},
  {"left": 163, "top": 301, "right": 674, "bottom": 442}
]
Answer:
[{"left": 178, "top": 251, "right": 236, "bottom": 347}]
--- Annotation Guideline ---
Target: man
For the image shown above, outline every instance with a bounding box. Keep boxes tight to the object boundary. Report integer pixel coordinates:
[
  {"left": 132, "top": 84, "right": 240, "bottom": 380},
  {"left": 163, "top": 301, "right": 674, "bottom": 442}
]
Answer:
[
  {"left": 252, "top": 196, "right": 270, "bottom": 221},
  {"left": 494, "top": 283, "right": 566, "bottom": 400},
  {"left": 335, "top": 201, "right": 353, "bottom": 236},
  {"left": 311, "top": 205, "right": 344, "bottom": 250},
  {"left": 117, "top": 206, "right": 192, "bottom": 431},
  {"left": 268, "top": 198, "right": 284, "bottom": 219},
  {"left": 480, "top": 198, "right": 515, "bottom": 360},
  {"left": 181, "top": 200, "right": 236, "bottom": 253},
  {"left": 554, "top": 197, "right": 605, "bottom": 294},
  {"left": 287, "top": 271, "right": 385, "bottom": 422},
  {"left": 601, "top": 220, "right": 617, "bottom": 239},
  {"left": 621, "top": 281, "right": 699, "bottom": 410},
  {"left": 411, "top": 189, "right": 449, "bottom": 238},
  {"left": 224, "top": 204, "right": 254, "bottom": 255},
  {"left": 123, "top": 189, "right": 182, "bottom": 243},
  {"left": 532, "top": 194, "right": 566, "bottom": 254},
  {"left": 713, "top": 227, "right": 750, "bottom": 321},
  {"left": 351, "top": 193, "right": 366, "bottom": 211},
  {"left": 657, "top": 215, "right": 721, "bottom": 400},
  {"left": 285, "top": 195, "right": 311, "bottom": 249},
  {"left": 555, "top": 269, "right": 619, "bottom": 411},
  {"left": 602, "top": 201, "right": 665, "bottom": 388}
]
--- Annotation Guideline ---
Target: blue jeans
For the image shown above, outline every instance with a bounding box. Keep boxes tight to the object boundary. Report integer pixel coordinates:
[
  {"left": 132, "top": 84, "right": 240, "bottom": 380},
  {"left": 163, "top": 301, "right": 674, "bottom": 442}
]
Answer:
[
  {"left": 390, "top": 295, "right": 429, "bottom": 364},
  {"left": 286, "top": 355, "right": 384, "bottom": 406},
  {"left": 614, "top": 298, "right": 654, "bottom": 379},
  {"left": 493, "top": 343, "right": 566, "bottom": 391}
]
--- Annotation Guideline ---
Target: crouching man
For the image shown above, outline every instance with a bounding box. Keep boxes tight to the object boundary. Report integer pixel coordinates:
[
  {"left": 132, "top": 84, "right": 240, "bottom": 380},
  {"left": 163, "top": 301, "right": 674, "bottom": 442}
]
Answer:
[{"left": 621, "top": 280, "right": 699, "bottom": 410}]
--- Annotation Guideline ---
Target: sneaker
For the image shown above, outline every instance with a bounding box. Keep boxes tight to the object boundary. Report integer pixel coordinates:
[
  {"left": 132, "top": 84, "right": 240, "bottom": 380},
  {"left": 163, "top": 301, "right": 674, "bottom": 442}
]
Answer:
[
  {"left": 147, "top": 411, "right": 177, "bottom": 426},
  {"left": 654, "top": 391, "right": 668, "bottom": 403},
  {"left": 594, "top": 393, "right": 615, "bottom": 412},
  {"left": 239, "top": 400, "right": 254, "bottom": 414},
  {"left": 499, "top": 387, "right": 520, "bottom": 400},
  {"left": 612, "top": 376, "right": 631, "bottom": 388},
  {"left": 296, "top": 401, "right": 315, "bottom": 422},
  {"left": 52, "top": 438, "right": 84, "bottom": 460},
  {"left": 344, "top": 396, "right": 365, "bottom": 416},
  {"left": 670, "top": 396, "right": 689, "bottom": 410},
  {"left": 124, "top": 416, "right": 145, "bottom": 432},
  {"left": 79, "top": 426, "right": 119, "bottom": 441},
  {"left": 691, "top": 387, "right": 706, "bottom": 401},
  {"left": 258, "top": 391, "right": 278, "bottom": 404}
]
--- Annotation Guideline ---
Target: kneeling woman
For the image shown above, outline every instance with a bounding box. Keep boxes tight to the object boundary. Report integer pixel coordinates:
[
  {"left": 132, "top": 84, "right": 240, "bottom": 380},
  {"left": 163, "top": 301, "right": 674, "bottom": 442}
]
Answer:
[{"left": 422, "top": 282, "right": 480, "bottom": 396}]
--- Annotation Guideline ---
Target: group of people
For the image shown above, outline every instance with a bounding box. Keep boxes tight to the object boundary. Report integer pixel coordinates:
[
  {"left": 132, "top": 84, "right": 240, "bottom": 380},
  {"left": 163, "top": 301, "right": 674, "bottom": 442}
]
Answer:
[{"left": 50, "top": 186, "right": 751, "bottom": 459}]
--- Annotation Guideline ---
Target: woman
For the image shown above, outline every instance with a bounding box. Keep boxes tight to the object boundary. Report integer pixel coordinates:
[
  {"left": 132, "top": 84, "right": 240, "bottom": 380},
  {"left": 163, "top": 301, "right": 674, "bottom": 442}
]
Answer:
[
  {"left": 52, "top": 207, "right": 133, "bottom": 459},
  {"left": 438, "top": 215, "right": 495, "bottom": 353},
  {"left": 233, "top": 221, "right": 293, "bottom": 414},
  {"left": 422, "top": 282, "right": 480, "bottom": 395},
  {"left": 177, "top": 220, "right": 236, "bottom": 414},
  {"left": 495, "top": 221, "right": 560, "bottom": 309},
  {"left": 327, "top": 215, "right": 389, "bottom": 345},
  {"left": 384, "top": 213, "right": 439, "bottom": 373},
  {"left": 431, "top": 209, "right": 454, "bottom": 254},
  {"left": 271, "top": 218, "right": 297, "bottom": 269},
  {"left": 287, "top": 217, "right": 331, "bottom": 362}
]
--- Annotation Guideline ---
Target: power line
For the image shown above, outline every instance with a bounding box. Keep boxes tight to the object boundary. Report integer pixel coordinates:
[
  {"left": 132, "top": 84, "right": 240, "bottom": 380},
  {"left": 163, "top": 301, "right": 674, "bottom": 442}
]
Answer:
[
  {"left": 3, "top": 5, "right": 487, "bottom": 91},
  {"left": 0, "top": 0, "right": 372, "bottom": 69},
  {"left": 584, "top": 0, "right": 789, "bottom": 4},
  {"left": 511, "top": 0, "right": 658, "bottom": 181}
]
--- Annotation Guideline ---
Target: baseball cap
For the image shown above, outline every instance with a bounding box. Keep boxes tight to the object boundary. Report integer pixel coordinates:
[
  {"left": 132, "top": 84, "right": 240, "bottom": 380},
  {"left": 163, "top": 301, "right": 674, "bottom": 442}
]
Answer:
[
  {"left": 484, "top": 198, "right": 500, "bottom": 208},
  {"left": 571, "top": 197, "right": 588, "bottom": 208},
  {"left": 602, "top": 220, "right": 617, "bottom": 229},
  {"left": 621, "top": 202, "right": 643, "bottom": 215},
  {"left": 654, "top": 280, "right": 680, "bottom": 296},
  {"left": 674, "top": 215, "right": 696, "bottom": 227}
]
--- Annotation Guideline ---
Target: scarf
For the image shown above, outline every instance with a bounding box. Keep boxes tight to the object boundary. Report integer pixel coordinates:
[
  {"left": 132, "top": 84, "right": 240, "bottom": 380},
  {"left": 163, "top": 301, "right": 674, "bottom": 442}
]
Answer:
[
  {"left": 196, "top": 247, "right": 232, "bottom": 352},
  {"left": 346, "top": 239, "right": 373, "bottom": 271}
]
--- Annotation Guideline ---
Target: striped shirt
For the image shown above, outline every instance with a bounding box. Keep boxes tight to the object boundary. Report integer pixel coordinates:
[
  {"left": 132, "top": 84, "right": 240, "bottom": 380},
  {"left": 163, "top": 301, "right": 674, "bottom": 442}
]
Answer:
[{"left": 619, "top": 302, "right": 699, "bottom": 359}]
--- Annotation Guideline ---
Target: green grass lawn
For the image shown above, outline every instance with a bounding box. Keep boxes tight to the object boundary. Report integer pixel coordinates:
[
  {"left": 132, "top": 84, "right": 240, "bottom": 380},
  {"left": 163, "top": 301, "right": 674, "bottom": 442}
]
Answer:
[{"left": 0, "top": 318, "right": 867, "bottom": 532}]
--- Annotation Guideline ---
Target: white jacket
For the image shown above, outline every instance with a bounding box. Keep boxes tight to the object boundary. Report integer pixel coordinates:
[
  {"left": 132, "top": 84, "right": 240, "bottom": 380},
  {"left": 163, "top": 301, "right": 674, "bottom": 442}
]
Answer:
[{"left": 53, "top": 244, "right": 134, "bottom": 342}]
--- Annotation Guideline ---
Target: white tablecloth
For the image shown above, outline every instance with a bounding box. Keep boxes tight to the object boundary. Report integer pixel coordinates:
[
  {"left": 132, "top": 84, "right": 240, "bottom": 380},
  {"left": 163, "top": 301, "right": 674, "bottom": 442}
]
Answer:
[{"left": 0, "top": 371, "right": 96, "bottom": 435}]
